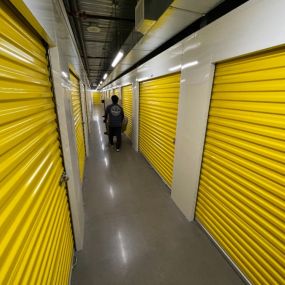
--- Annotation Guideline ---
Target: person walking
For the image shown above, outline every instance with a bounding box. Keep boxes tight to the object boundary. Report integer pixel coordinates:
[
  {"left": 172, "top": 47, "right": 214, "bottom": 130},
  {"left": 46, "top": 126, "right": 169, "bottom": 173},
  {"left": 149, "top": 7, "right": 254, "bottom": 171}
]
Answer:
[{"left": 104, "top": 95, "right": 124, "bottom": 152}]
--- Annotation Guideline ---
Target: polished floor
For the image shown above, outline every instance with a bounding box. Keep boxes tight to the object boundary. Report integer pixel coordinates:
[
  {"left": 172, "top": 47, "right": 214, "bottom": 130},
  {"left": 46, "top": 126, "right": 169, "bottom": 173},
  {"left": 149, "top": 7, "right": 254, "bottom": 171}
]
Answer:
[{"left": 71, "top": 105, "right": 245, "bottom": 285}]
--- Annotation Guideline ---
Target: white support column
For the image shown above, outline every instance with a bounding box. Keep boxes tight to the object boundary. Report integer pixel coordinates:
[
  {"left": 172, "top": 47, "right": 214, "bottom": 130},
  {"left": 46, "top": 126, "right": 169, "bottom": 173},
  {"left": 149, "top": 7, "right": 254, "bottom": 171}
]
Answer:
[{"left": 49, "top": 47, "right": 84, "bottom": 250}]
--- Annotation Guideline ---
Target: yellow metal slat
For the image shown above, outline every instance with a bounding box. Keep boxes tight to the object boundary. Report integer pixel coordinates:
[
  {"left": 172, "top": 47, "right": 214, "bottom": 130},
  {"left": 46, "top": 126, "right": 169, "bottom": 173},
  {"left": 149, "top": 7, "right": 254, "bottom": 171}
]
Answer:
[
  {"left": 122, "top": 85, "right": 133, "bottom": 139},
  {"left": 92, "top": 91, "right": 101, "bottom": 104},
  {"left": 139, "top": 73, "right": 180, "bottom": 188},
  {"left": 70, "top": 71, "right": 86, "bottom": 181},
  {"left": 0, "top": 2, "right": 74, "bottom": 284},
  {"left": 196, "top": 47, "right": 285, "bottom": 285}
]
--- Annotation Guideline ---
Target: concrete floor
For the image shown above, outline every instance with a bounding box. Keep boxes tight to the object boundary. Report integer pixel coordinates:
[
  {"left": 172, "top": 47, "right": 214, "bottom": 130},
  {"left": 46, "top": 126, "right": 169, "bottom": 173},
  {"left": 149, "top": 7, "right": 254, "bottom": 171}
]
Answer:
[{"left": 71, "top": 105, "right": 245, "bottom": 285}]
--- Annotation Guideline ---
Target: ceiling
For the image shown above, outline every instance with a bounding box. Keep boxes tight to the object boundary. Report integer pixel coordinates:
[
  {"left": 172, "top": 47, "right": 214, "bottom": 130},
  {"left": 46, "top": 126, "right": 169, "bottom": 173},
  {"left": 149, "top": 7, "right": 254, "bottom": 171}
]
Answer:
[
  {"left": 63, "top": 0, "right": 228, "bottom": 88},
  {"left": 63, "top": 0, "right": 138, "bottom": 87}
]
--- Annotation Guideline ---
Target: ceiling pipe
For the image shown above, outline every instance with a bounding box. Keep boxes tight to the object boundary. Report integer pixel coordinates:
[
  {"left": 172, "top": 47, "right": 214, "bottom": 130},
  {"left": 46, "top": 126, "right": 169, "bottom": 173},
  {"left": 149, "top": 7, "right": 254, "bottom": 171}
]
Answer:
[{"left": 77, "top": 12, "right": 135, "bottom": 23}]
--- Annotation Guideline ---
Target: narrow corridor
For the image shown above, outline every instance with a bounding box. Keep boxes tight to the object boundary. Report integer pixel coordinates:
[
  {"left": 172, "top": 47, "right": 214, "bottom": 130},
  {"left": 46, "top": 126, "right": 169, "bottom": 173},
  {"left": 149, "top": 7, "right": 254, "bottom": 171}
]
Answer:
[{"left": 71, "top": 105, "right": 245, "bottom": 285}]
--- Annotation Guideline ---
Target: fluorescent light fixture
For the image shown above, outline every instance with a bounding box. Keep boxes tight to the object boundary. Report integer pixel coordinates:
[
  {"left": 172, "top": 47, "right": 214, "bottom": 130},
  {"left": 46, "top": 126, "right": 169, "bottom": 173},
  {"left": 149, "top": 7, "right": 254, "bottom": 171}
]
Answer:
[
  {"left": 182, "top": 60, "right": 199, "bottom": 70},
  {"left": 168, "top": 64, "right": 181, "bottom": 72},
  {"left": 103, "top": 73, "right": 108, "bottom": 80},
  {"left": 111, "top": 51, "right": 124, "bottom": 67},
  {"left": 61, "top": 71, "right": 68, "bottom": 78},
  {"left": 136, "top": 76, "right": 149, "bottom": 82}
]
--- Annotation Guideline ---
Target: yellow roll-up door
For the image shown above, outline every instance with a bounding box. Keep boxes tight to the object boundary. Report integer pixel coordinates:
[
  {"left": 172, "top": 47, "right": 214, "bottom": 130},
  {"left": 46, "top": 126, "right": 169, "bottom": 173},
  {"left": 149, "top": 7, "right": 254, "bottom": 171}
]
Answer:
[
  {"left": 93, "top": 91, "right": 101, "bottom": 104},
  {"left": 122, "top": 85, "right": 133, "bottom": 140},
  {"left": 70, "top": 70, "right": 86, "bottom": 182},
  {"left": 139, "top": 73, "right": 180, "bottom": 187},
  {"left": 0, "top": 2, "right": 74, "bottom": 284},
  {"left": 195, "top": 47, "right": 285, "bottom": 285}
]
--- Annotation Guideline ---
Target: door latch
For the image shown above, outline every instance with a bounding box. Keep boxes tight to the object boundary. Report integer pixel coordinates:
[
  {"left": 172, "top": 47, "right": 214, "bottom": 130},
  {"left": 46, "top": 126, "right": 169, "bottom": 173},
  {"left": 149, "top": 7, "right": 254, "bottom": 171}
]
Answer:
[{"left": 60, "top": 172, "right": 69, "bottom": 186}]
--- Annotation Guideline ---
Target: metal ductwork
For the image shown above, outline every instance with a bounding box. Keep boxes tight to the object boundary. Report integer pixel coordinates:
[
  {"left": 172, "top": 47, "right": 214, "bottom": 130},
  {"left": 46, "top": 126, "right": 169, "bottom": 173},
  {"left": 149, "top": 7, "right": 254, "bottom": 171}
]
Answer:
[{"left": 135, "top": 0, "right": 173, "bottom": 34}]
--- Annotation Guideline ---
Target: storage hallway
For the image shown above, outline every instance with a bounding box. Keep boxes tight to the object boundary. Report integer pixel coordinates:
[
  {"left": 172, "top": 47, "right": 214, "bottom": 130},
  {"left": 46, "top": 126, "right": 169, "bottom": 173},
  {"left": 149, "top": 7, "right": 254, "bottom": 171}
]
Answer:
[{"left": 1, "top": 0, "right": 284, "bottom": 285}]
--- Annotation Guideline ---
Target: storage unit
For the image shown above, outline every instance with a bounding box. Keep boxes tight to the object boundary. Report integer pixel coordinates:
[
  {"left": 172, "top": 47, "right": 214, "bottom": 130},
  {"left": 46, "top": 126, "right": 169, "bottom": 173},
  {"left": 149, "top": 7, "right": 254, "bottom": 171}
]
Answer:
[
  {"left": 70, "top": 70, "right": 86, "bottom": 182},
  {"left": 139, "top": 73, "right": 180, "bottom": 187},
  {"left": 122, "top": 85, "right": 133, "bottom": 140},
  {"left": 195, "top": 47, "right": 285, "bottom": 285},
  {"left": 0, "top": 2, "right": 74, "bottom": 284},
  {"left": 92, "top": 91, "right": 101, "bottom": 104}
]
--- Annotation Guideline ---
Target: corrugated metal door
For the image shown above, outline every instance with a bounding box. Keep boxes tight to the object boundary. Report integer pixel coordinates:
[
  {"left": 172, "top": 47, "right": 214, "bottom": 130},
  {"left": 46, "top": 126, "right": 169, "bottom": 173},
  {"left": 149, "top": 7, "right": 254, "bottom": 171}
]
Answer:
[
  {"left": 139, "top": 73, "right": 180, "bottom": 187},
  {"left": 70, "top": 71, "right": 86, "bottom": 182},
  {"left": 93, "top": 91, "right": 101, "bottom": 104},
  {"left": 0, "top": 2, "right": 74, "bottom": 284},
  {"left": 122, "top": 85, "right": 133, "bottom": 140},
  {"left": 195, "top": 47, "right": 285, "bottom": 285}
]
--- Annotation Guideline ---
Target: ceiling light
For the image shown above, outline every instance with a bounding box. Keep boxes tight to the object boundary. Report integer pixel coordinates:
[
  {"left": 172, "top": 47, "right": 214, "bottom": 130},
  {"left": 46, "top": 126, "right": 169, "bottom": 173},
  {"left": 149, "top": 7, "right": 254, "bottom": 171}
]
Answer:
[
  {"left": 136, "top": 76, "right": 149, "bottom": 82},
  {"left": 103, "top": 73, "right": 108, "bottom": 80},
  {"left": 168, "top": 65, "right": 181, "bottom": 72},
  {"left": 61, "top": 71, "right": 68, "bottom": 78},
  {"left": 100, "top": 81, "right": 103, "bottom": 84},
  {"left": 111, "top": 51, "right": 124, "bottom": 67},
  {"left": 86, "top": 24, "right": 101, "bottom": 33},
  {"left": 182, "top": 61, "right": 199, "bottom": 70}
]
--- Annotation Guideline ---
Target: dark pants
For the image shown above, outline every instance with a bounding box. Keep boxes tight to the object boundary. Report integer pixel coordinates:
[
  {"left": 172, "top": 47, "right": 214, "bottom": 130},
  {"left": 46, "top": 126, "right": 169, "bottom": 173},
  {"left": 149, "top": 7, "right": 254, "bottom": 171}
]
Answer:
[{"left": 109, "top": 127, "right": 122, "bottom": 149}]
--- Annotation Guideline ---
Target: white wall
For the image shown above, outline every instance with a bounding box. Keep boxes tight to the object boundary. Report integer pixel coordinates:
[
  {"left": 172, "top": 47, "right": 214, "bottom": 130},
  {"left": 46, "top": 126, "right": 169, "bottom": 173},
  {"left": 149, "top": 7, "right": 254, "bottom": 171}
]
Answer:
[
  {"left": 103, "top": 0, "right": 285, "bottom": 220},
  {"left": 13, "top": 0, "right": 93, "bottom": 250}
]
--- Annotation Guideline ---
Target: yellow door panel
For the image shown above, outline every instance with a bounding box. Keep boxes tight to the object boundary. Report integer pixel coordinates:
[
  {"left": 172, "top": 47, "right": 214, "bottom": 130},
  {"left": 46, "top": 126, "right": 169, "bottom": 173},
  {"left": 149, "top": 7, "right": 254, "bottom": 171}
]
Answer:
[
  {"left": 70, "top": 71, "right": 86, "bottom": 181},
  {"left": 93, "top": 91, "right": 101, "bottom": 104},
  {"left": 0, "top": 1, "right": 74, "bottom": 284},
  {"left": 139, "top": 73, "right": 180, "bottom": 187},
  {"left": 122, "top": 85, "right": 133, "bottom": 140},
  {"left": 195, "top": 47, "right": 285, "bottom": 285}
]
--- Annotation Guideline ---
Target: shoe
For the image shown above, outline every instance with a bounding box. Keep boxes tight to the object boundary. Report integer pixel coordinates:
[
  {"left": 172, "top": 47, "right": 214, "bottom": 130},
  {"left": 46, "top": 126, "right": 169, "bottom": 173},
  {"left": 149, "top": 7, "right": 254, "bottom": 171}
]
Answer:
[{"left": 116, "top": 149, "right": 120, "bottom": 152}]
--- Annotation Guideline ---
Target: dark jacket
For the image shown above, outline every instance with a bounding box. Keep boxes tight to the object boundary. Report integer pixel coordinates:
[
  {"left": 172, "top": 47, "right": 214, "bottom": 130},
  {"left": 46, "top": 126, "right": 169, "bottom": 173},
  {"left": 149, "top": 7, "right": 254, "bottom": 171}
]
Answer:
[{"left": 105, "top": 103, "right": 124, "bottom": 127}]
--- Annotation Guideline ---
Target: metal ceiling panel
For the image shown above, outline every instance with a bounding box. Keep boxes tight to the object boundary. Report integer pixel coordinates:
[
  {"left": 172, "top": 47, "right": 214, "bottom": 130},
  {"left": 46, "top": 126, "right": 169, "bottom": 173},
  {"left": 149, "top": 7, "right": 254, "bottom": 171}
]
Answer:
[{"left": 63, "top": 0, "right": 136, "bottom": 85}]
